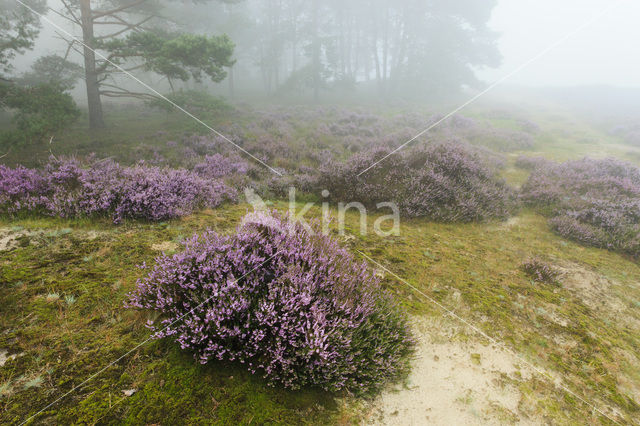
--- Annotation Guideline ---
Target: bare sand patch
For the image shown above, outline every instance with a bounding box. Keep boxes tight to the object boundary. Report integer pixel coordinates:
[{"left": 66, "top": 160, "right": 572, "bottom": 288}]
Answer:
[
  {"left": 556, "top": 261, "right": 627, "bottom": 315},
  {"left": 488, "top": 216, "right": 522, "bottom": 232},
  {"left": 151, "top": 241, "right": 178, "bottom": 252},
  {"left": 0, "top": 227, "right": 110, "bottom": 252},
  {"left": 0, "top": 228, "right": 41, "bottom": 252},
  {"left": 366, "top": 318, "right": 538, "bottom": 425}
]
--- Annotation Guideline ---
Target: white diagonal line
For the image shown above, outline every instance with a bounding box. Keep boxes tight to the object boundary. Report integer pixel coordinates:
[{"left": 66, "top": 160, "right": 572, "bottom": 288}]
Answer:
[
  {"left": 13, "top": 0, "right": 283, "bottom": 176},
  {"left": 20, "top": 251, "right": 281, "bottom": 425},
  {"left": 357, "top": 0, "right": 627, "bottom": 177},
  {"left": 357, "top": 250, "right": 621, "bottom": 425}
]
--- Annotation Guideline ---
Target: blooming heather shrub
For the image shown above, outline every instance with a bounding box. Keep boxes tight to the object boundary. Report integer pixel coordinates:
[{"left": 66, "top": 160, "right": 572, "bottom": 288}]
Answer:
[
  {"left": 521, "top": 157, "right": 640, "bottom": 256},
  {"left": 520, "top": 258, "right": 561, "bottom": 284},
  {"left": 193, "top": 154, "right": 248, "bottom": 179},
  {"left": 0, "top": 157, "right": 236, "bottom": 222},
  {"left": 43, "top": 157, "right": 122, "bottom": 218},
  {"left": 611, "top": 123, "right": 640, "bottom": 147},
  {"left": 517, "top": 119, "right": 541, "bottom": 134},
  {"left": 521, "top": 158, "right": 640, "bottom": 208},
  {"left": 0, "top": 164, "right": 49, "bottom": 213},
  {"left": 182, "top": 133, "right": 225, "bottom": 156},
  {"left": 112, "top": 166, "right": 236, "bottom": 223},
  {"left": 132, "top": 144, "right": 166, "bottom": 165},
  {"left": 319, "top": 142, "right": 514, "bottom": 222},
  {"left": 266, "top": 170, "right": 319, "bottom": 197},
  {"left": 329, "top": 120, "right": 379, "bottom": 138},
  {"left": 400, "top": 144, "right": 514, "bottom": 220},
  {"left": 319, "top": 146, "right": 406, "bottom": 208},
  {"left": 127, "top": 212, "right": 413, "bottom": 393},
  {"left": 247, "top": 137, "right": 298, "bottom": 163}
]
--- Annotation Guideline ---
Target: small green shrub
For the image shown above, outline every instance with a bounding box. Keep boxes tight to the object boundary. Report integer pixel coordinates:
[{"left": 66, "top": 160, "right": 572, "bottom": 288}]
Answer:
[
  {"left": 0, "top": 82, "right": 80, "bottom": 146},
  {"left": 521, "top": 258, "right": 561, "bottom": 284}
]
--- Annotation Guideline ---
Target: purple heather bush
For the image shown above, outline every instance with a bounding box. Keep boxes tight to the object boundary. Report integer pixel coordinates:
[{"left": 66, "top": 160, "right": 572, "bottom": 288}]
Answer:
[
  {"left": 182, "top": 133, "right": 223, "bottom": 155},
  {"left": 112, "top": 165, "right": 236, "bottom": 222},
  {"left": 265, "top": 170, "right": 319, "bottom": 197},
  {"left": 193, "top": 154, "right": 249, "bottom": 179},
  {"left": 318, "top": 141, "right": 514, "bottom": 222},
  {"left": 126, "top": 212, "right": 413, "bottom": 393},
  {"left": 0, "top": 157, "right": 237, "bottom": 222},
  {"left": 132, "top": 144, "right": 166, "bottom": 166},
  {"left": 329, "top": 120, "right": 380, "bottom": 138},
  {"left": 421, "top": 114, "right": 536, "bottom": 153},
  {"left": 0, "top": 164, "right": 49, "bottom": 213},
  {"left": 610, "top": 123, "right": 640, "bottom": 147},
  {"left": 521, "top": 157, "right": 640, "bottom": 256},
  {"left": 248, "top": 137, "right": 298, "bottom": 163},
  {"left": 517, "top": 119, "right": 541, "bottom": 134}
]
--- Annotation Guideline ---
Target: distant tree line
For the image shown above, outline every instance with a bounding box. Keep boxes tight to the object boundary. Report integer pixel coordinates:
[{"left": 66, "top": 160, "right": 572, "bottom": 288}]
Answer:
[
  {"left": 171, "top": 0, "right": 501, "bottom": 99},
  {"left": 1, "top": 0, "right": 501, "bottom": 136}
]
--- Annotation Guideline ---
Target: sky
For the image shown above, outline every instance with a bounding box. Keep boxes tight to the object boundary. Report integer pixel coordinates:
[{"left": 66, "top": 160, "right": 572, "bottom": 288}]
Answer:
[{"left": 479, "top": 0, "right": 640, "bottom": 87}]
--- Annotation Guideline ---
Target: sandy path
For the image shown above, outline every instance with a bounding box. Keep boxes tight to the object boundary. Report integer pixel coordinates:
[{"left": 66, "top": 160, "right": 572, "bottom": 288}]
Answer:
[{"left": 367, "top": 319, "right": 538, "bottom": 425}]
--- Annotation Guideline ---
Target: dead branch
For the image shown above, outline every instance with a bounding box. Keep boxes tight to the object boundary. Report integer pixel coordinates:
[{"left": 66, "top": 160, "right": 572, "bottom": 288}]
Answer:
[
  {"left": 91, "top": 0, "right": 147, "bottom": 20},
  {"left": 99, "top": 89, "right": 159, "bottom": 101},
  {"left": 60, "top": 0, "right": 81, "bottom": 25},
  {"left": 47, "top": 6, "right": 81, "bottom": 26},
  {"left": 95, "top": 15, "right": 154, "bottom": 40}
]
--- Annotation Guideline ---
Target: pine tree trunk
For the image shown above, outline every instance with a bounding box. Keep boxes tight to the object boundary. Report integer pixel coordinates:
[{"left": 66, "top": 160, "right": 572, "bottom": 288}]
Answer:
[{"left": 79, "top": 0, "right": 105, "bottom": 129}]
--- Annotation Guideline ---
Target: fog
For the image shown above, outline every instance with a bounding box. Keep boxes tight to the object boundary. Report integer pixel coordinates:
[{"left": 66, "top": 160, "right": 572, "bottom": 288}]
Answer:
[
  {"left": 12, "top": 0, "right": 640, "bottom": 95},
  {"left": 4, "top": 0, "right": 640, "bottom": 133},
  {"left": 482, "top": 0, "right": 640, "bottom": 88}
]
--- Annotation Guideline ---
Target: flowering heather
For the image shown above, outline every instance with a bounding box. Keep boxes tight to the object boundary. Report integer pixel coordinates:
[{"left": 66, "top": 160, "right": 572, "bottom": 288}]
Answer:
[
  {"left": 517, "top": 119, "right": 541, "bottom": 134},
  {"left": 182, "top": 133, "right": 223, "bottom": 155},
  {"left": 112, "top": 165, "right": 236, "bottom": 223},
  {"left": 318, "top": 142, "right": 514, "bottom": 222},
  {"left": 266, "top": 170, "right": 318, "bottom": 197},
  {"left": 127, "top": 212, "right": 413, "bottom": 393},
  {"left": 132, "top": 144, "right": 166, "bottom": 165},
  {"left": 0, "top": 157, "right": 236, "bottom": 222},
  {"left": 0, "top": 164, "right": 49, "bottom": 213},
  {"left": 520, "top": 258, "right": 561, "bottom": 284},
  {"left": 420, "top": 114, "right": 536, "bottom": 152},
  {"left": 610, "top": 123, "right": 640, "bottom": 146},
  {"left": 329, "top": 118, "right": 380, "bottom": 138},
  {"left": 521, "top": 157, "right": 640, "bottom": 256},
  {"left": 247, "top": 137, "right": 298, "bottom": 163},
  {"left": 193, "top": 154, "right": 249, "bottom": 179}
]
